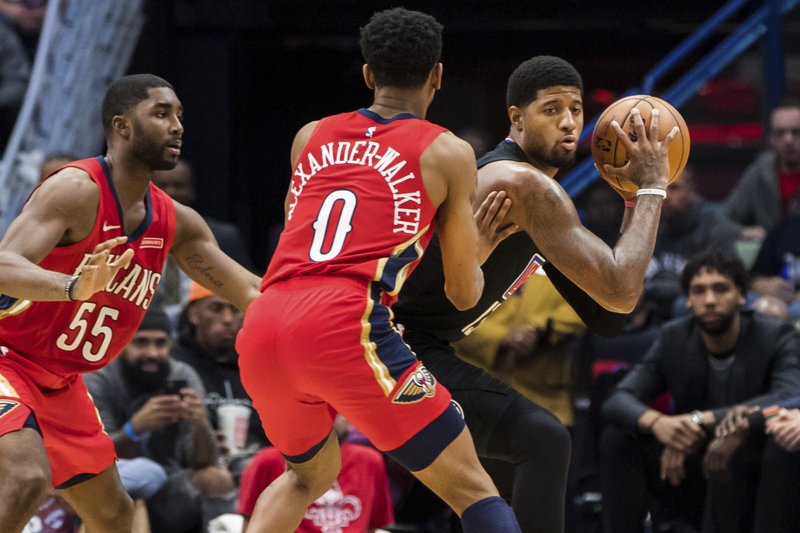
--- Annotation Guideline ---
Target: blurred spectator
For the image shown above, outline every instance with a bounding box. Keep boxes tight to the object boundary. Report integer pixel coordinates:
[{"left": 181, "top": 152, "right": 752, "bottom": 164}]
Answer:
[
  {"left": 723, "top": 101, "right": 800, "bottom": 241},
  {"left": 173, "top": 282, "right": 267, "bottom": 457},
  {"left": 600, "top": 251, "right": 800, "bottom": 533},
  {"left": 152, "top": 159, "right": 254, "bottom": 325},
  {"left": 750, "top": 294, "right": 790, "bottom": 322},
  {"left": 0, "top": 18, "right": 30, "bottom": 149},
  {"left": 0, "top": 0, "right": 45, "bottom": 58},
  {"left": 39, "top": 151, "right": 78, "bottom": 182},
  {"left": 238, "top": 416, "right": 394, "bottom": 533},
  {"left": 454, "top": 272, "right": 586, "bottom": 425},
  {"left": 749, "top": 214, "right": 800, "bottom": 320},
  {"left": 577, "top": 178, "right": 626, "bottom": 246},
  {"left": 644, "top": 166, "right": 739, "bottom": 321},
  {"left": 83, "top": 309, "right": 235, "bottom": 533}
]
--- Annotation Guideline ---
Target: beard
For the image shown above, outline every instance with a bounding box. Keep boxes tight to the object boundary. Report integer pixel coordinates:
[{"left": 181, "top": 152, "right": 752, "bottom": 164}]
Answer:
[
  {"left": 696, "top": 311, "right": 737, "bottom": 336},
  {"left": 525, "top": 138, "right": 576, "bottom": 170},
  {"left": 120, "top": 357, "right": 171, "bottom": 393},
  {"left": 132, "top": 121, "right": 178, "bottom": 171}
]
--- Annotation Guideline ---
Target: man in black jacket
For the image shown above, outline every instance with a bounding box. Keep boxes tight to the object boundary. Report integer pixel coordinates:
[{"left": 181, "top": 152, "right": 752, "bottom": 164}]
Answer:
[{"left": 600, "top": 251, "right": 800, "bottom": 533}]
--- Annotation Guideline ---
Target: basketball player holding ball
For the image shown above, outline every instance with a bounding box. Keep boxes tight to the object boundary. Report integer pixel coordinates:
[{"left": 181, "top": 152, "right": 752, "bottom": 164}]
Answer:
[{"left": 393, "top": 55, "right": 689, "bottom": 532}]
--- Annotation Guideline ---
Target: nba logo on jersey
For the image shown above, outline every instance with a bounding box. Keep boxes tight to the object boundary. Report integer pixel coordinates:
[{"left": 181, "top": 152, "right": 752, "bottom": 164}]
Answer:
[
  {"left": 392, "top": 365, "right": 436, "bottom": 404},
  {"left": 365, "top": 126, "right": 376, "bottom": 138},
  {"left": 0, "top": 400, "right": 19, "bottom": 419}
]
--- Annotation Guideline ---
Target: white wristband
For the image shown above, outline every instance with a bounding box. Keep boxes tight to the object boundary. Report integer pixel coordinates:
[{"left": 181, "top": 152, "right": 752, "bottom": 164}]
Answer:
[{"left": 636, "top": 188, "right": 667, "bottom": 199}]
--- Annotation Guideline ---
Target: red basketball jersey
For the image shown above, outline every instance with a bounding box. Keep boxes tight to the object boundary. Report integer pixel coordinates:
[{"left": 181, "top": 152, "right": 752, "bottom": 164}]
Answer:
[
  {"left": 0, "top": 157, "right": 175, "bottom": 380},
  {"left": 264, "top": 109, "right": 445, "bottom": 304}
]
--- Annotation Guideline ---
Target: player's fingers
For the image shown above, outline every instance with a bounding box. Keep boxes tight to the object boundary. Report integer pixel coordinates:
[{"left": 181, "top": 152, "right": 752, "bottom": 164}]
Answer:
[
  {"left": 92, "top": 236, "right": 128, "bottom": 254},
  {"left": 663, "top": 126, "right": 680, "bottom": 146},
  {"left": 474, "top": 191, "right": 499, "bottom": 221},
  {"left": 648, "top": 108, "right": 660, "bottom": 143},
  {"left": 610, "top": 120, "right": 635, "bottom": 153},
  {"left": 628, "top": 107, "right": 647, "bottom": 143},
  {"left": 109, "top": 248, "right": 134, "bottom": 270},
  {"left": 489, "top": 198, "right": 512, "bottom": 229}
]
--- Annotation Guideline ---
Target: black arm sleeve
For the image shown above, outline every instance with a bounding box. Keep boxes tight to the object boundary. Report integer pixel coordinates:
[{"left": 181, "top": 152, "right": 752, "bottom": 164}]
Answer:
[{"left": 544, "top": 261, "right": 628, "bottom": 337}]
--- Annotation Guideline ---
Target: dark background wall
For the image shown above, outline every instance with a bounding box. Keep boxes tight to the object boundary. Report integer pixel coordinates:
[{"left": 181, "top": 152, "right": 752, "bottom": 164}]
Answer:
[{"left": 128, "top": 0, "right": 795, "bottom": 272}]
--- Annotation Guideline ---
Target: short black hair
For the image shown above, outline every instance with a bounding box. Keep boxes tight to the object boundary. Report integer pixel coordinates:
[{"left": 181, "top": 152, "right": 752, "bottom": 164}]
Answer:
[
  {"left": 101, "top": 74, "right": 174, "bottom": 134},
  {"left": 506, "top": 56, "right": 583, "bottom": 109},
  {"left": 680, "top": 251, "right": 748, "bottom": 296},
  {"left": 359, "top": 8, "right": 442, "bottom": 89}
]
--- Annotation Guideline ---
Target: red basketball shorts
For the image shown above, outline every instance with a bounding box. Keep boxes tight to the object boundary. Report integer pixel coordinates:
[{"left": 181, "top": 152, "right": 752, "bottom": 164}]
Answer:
[
  {"left": 0, "top": 351, "right": 116, "bottom": 487},
  {"left": 237, "top": 276, "right": 462, "bottom": 467}
]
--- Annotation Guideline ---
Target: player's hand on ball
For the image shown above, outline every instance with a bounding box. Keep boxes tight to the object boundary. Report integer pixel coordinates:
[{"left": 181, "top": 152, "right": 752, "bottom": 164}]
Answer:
[{"left": 605, "top": 108, "right": 676, "bottom": 191}]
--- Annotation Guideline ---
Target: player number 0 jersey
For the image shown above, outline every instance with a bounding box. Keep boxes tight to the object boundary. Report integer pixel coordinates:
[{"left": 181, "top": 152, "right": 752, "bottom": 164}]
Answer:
[{"left": 264, "top": 109, "right": 447, "bottom": 304}]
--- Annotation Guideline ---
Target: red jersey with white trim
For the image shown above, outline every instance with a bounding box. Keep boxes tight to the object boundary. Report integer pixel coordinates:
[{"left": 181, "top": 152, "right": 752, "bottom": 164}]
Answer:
[
  {"left": 0, "top": 157, "right": 175, "bottom": 380},
  {"left": 263, "top": 109, "right": 445, "bottom": 304}
]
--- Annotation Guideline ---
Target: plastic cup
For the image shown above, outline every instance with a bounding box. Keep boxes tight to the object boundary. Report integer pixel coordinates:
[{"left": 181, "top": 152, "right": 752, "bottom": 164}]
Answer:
[{"left": 217, "top": 403, "right": 251, "bottom": 452}]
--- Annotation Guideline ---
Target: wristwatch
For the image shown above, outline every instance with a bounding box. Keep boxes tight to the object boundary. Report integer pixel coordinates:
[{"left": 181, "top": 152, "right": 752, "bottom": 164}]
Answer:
[{"left": 689, "top": 410, "right": 704, "bottom": 426}]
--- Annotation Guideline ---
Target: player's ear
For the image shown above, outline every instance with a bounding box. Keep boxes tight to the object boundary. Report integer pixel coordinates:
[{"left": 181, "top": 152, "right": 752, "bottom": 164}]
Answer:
[
  {"left": 362, "top": 64, "right": 376, "bottom": 90},
  {"left": 112, "top": 115, "right": 131, "bottom": 140},
  {"left": 508, "top": 106, "right": 523, "bottom": 131},
  {"left": 430, "top": 63, "right": 442, "bottom": 91}
]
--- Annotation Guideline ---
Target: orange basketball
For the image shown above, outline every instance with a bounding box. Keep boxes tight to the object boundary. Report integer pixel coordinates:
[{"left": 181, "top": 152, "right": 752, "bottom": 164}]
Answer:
[{"left": 591, "top": 95, "right": 690, "bottom": 194}]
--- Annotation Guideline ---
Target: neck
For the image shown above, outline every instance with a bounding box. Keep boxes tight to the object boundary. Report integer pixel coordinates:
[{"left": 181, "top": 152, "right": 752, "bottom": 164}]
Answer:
[
  {"left": 104, "top": 150, "right": 153, "bottom": 206},
  {"left": 369, "top": 87, "right": 428, "bottom": 119}
]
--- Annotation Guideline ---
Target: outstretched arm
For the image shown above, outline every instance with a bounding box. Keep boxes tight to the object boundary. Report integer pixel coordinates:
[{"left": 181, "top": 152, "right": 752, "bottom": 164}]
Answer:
[
  {"left": 170, "top": 203, "right": 261, "bottom": 312},
  {"left": 0, "top": 169, "right": 132, "bottom": 301}
]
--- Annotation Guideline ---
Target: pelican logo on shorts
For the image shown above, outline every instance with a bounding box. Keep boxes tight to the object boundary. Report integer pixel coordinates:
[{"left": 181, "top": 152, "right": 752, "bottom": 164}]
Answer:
[
  {"left": 0, "top": 400, "right": 19, "bottom": 419},
  {"left": 392, "top": 365, "right": 436, "bottom": 404}
]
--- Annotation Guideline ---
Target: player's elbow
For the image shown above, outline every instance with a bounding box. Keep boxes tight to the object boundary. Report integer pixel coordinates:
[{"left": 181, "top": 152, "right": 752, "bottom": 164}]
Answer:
[{"left": 445, "top": 271, "right": 484, "bottom": 311}]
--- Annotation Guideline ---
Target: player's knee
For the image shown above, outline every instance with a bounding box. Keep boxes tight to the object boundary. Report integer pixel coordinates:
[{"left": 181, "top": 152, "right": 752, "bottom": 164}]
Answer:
[
  {"left": 2, "top": 461, "right": 51, "bottom": 505},
  {"left": 290, "top": 458, "right": 340, "bottom": 500}
]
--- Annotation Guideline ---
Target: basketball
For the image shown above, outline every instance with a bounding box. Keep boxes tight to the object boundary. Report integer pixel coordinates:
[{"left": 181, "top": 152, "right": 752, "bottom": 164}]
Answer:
[{"left": 591, "top": 95, "right": 690, "bottom": 194}]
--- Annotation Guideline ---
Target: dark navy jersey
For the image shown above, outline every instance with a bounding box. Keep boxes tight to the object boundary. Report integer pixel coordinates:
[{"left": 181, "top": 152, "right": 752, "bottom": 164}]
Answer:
[{"left": 394, "top": 140, "right": 545, "bottom": 342}]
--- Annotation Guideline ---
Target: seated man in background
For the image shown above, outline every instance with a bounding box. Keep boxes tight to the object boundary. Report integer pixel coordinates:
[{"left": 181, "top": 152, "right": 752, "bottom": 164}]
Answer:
[
  {"left": 83, "top": 309, "right": 235, "bottom": 533},
  {"left": 600, "top": 251, "right": 800, "bottom": 533},
  {"left": 173, "top": 283, "right": 268, "bottom": 462},
  {"left": 238, "top": 415, "right": 394, "bottom": 533}
]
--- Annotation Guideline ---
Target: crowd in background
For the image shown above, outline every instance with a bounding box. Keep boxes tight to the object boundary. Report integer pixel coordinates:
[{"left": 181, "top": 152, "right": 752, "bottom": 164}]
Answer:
[{"left": 4, "top": 1, "right": 800, "bottom": 532}]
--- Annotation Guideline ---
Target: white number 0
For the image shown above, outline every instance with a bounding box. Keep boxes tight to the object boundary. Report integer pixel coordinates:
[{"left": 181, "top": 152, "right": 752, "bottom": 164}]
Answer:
[
  {"left": 309, "top": 189, "right": 356, "bottom": 262},
  {"left": 55, "top": 302, "right": 119, "bottom": 362}
]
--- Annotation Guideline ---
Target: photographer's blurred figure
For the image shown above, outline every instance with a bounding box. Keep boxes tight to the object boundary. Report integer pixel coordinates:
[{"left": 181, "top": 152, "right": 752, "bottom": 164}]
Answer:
[{"left": 83, "top": 308, "right": 235, "bottom": 533}]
